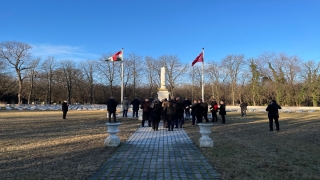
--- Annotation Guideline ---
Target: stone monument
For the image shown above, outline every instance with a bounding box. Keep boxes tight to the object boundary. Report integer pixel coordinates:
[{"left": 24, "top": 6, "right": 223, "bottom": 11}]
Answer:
[{"left": 157, "top": 67, "right": 170, "bottom": 101}]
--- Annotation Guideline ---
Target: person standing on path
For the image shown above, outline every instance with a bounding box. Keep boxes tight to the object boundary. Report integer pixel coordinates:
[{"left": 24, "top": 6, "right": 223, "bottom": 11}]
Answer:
[
  {"left": 266, "top": 100, "right": 282, "bottom": 131},
  {"left": 190, "top": 99, "right": 198, "bottom": 125},
  {"left": 62, "top": 100, "right": 69, "bottom": 119},
  {"left": 164, "top": 99, "right": 177, "bottom": 131},
  {"left": 219, "top": 100, "right": 226, "bottom": 124},
  {"left": 175, "top": 97, "right": 185, "bottom": 128},
  {"left": 240, "top": 101, "right": 248, "bottom": 117},
  {"left": 183, "top": 97, "right": 191, "bottom": 118},
  {"left": 122, "top": 97, "right": 129, "bottom": 117},
  {"left": 106, "top": 96, "right": 117, "bottom": 122},
  {"left": 131, "top": 97, "right": 141, "bottom": 118},
  {"left": 140, "top": 98, "right": 151, "bottom": 127},
  {"left": 161, "top": 98, "right": 169, "bottom": 128},
  {"left": 150, "top": 98, "right": 162, "bottom": 131}
]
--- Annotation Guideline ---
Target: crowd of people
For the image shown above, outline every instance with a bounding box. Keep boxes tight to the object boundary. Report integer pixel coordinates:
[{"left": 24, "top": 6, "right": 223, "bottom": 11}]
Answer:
[
  {"left": 105, "top": 96, "right": 230, "bottom": 131},
  {"left": 63, "top": 96, "right": 282, "bottom": 132}
]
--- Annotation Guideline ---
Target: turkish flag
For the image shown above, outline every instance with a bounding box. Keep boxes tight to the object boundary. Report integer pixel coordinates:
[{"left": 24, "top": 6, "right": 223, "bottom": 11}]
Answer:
[{"left": 191, "top": 52, "right": 204, "bottom": 66}]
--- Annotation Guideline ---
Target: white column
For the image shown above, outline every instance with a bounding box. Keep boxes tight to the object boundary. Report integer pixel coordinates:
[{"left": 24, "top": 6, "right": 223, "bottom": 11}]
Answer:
[{"left": 160, "top": 67, "right": 166, "bottom": 89}]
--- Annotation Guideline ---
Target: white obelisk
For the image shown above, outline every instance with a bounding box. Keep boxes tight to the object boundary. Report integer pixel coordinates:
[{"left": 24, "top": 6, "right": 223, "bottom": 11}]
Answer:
[{"left": 157, "top": 67, "right": 170, "bottom": 100}]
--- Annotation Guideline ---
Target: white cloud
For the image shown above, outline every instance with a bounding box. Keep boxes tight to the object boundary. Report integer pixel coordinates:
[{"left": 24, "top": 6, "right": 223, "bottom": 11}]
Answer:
[{"left": 31, "top": 44, "right": 100, "bottom": 61}]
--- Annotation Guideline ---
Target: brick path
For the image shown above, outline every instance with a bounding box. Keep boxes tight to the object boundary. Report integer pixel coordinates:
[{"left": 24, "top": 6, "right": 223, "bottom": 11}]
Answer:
[{"left": 88, "top": 121, "right": 220, "bottom": 180}]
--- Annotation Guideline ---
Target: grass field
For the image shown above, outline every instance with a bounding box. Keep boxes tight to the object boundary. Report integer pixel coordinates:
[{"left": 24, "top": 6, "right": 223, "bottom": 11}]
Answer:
[{"left": 0, "top": 110, "right": 319, "bottom": 180}]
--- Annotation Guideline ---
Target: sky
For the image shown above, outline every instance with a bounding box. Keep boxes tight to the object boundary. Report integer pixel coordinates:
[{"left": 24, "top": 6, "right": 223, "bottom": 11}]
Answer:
[{"left": 0, "top": 0, "right": 319, "bottom": 64}]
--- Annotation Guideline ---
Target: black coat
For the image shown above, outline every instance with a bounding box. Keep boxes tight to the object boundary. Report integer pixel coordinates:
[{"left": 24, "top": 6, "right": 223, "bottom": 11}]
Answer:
[
  {"left": 190, "top": 103, "right": 197, "bottom": 116},
  {"left": 150, "top": 103, "right": 162, "bottom": 121},
  {"left": 240, "top": 102, "right": 248, "bottom": 110},
  {"left": 183, "top": 99, "right": 191, "bottom": 108},
  {"left": 62, "top": 102, "right": 68, "bottom": 112},
  {"left": 131, "top": 99, "right": 141, "bottom": 111},
  {"left": 164, "top": 101, "right": 177, "bottom": 120},
  {"left": 219, "top": 104, "right": 226, "bottom": 115},
  {"left": 175, "top": 100, "right": 185, "bottom": 118},
  {"left": 200, "top": 102, "right": 208, "bottom": 113},
  {"left": 195, "top": 103, "right": 204, "bottom": 116},
  {"left": 266, "top": 102, "right": 282, "bottom": 118},
  {"left": 107, "top": 99, "right": 117, "bottom": 112}
]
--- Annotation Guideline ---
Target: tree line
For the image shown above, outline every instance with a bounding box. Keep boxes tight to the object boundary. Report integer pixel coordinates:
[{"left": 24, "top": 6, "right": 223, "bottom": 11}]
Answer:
[{"left": 0, "top": 41, "right": 319, "bottom": 106}]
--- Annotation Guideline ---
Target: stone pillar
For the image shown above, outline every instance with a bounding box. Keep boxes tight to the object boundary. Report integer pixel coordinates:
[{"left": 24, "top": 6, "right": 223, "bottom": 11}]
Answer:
[
  {"left": 157, "top": 67, "right": 170, "bottom": 100},
  {"left": 198, "top": 123, "right": 214, "bottom": 147},
  {"left": 160, "top": 67, "right": 166, "bottom": 90},
  {"left": 104, "top": 122, "right": 121, "bottom": 147}
]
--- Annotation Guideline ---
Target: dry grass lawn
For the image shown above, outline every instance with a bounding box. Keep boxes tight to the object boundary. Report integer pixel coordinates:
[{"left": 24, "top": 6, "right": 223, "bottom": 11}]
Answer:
[
  {"left": 0, "top": 110, "right": 139, "bottom": 180},
  {"left": 0, "top": 110, "right": 319, "bottom": 180},
  {"left": 185, "top": 111, "right": 320, "bottom": 180}
]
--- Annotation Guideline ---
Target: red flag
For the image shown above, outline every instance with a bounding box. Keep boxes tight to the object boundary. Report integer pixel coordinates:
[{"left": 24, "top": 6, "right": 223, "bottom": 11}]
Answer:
[{"left": 192, "top": 52, "right": 203, "bottom": 66}]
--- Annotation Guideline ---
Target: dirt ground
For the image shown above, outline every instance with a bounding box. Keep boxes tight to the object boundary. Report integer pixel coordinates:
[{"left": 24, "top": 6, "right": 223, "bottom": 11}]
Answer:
[{"left": 1, "top": 110, "right": 319, "bottom": 180}]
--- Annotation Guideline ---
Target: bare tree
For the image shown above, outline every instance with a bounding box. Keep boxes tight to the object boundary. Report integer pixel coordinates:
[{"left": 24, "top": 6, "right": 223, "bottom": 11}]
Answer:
[
  {"left": 41, "top": 57, "right": 56, "bottom": 104},
  {"left": 144, "top": 56, "right": 158, "bottom": 98},
  {"left": 207, "top": 60, "right": 228, "bottom": 102},
  {"left": 0, "top": 60, "right": 16, "bottom": 102},
  {"left": 191, "top": 65, "right": 202, "bottom": 100},
  {"left": 96, "top": 54, "right": 121, "bottom": 97},
  {"left": 0, "top": 41, "right": 39, "bottom": 104},
  {"left": 26, "top": 60, "right": 39, "bottom": 104},
  {"left": 123, "top": 53, "right": 143, "bottom": 98},
  {"left": 221, "top": 54, "right": 245, "bottom": 105},
  {"left": 159, "top": 55, "right": 188, "bottom": 97},
  {"left": 80, "top": 60, "right": 96, "bottom": 104},
  {"left": 60, "top": 60, "right": 83, "bottom": 103}
]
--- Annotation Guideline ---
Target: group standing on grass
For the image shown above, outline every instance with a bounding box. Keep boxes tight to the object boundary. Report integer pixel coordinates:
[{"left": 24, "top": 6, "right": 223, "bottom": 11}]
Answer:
[
  {"left": 104, "top": 96, "right": 282, "bottom": 132},
  {"left": 142, "top": 97, "right": 229, "bottom": 130}
]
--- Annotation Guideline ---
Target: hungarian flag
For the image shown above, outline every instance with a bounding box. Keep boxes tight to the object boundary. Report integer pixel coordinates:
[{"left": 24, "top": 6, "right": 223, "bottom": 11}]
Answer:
[
  {"left": 106, "top": 51, "right": 123, "bottom": 61},
  {"left": 192, "top": 52, "right": 203, "bottom": 66}
]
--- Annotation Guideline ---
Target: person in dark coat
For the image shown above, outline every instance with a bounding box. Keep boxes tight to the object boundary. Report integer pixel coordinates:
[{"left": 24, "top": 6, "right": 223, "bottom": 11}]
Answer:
[
  {"left": 175, "top": 97, "right": 185, "bottom": 128},
  {"left": 61, "top": 100, "right": 69, "bottom": 119},
  {"left": 266, "top": 100, "right": 282, "bottom": 131},
  {"left": 131, "top": 97, "right": 141, "bottom": 118},
  {"left": 162, "top": 98, "right": 169, "bottom": 128},
  {"left": 106, "top": 96, "right": 118, "bottom": 122},
  {"left": 190, "top": 100, "right": 198, "bottom": 125},
  {"left": 150, "top": 98, "right": 162, "bottom": 131},
  {"left": 219, "top": 100, "right": 226, "bottom": 124},
  {"left": 240, "top": 101, "right": 248, "bottom": 117},
  {"left": 164, "top": 99, "right": 177, "bottom": 131},
  {"left": 210, "top": 99, "right": 218, "bottom": 122},
  {"left": 199, "top": 99, "right": 209, "bottom": 123},
  {"left": 122, "top": 97, "right": 129, "bottom": 117},
  {"left": 140, "top": 98, "right": 151, "bottom": 127},
  {"left": 183, "top": 98, "right": 192, "bottom": 118},
  {"left": 196, "top": 99, "right": 204, "bottom": 123}
]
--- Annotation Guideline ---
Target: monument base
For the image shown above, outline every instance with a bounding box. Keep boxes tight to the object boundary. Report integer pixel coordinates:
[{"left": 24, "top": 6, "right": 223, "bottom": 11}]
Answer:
[{"left": 157, "top": 90, "right": 170, "bottom": 101}]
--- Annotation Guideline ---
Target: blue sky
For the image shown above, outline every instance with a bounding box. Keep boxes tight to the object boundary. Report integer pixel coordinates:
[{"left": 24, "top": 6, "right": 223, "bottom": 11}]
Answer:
[{"left": 0, "top": 0, "right": 319, "bottom": 64}]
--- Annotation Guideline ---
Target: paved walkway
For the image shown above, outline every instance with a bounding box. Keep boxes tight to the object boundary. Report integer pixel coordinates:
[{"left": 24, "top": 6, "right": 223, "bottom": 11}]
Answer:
[{"left": 88, "top": 121, "right": 220, "bottom": 180}]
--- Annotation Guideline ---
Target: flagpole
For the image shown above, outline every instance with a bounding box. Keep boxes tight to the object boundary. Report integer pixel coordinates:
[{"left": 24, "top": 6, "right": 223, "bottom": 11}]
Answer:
[
  {"left": 192, "top": 66, "right": 194, "bottom": 102},
  {"left": 121, "top": 48, "right": 124, "bottom": 106},
  {"left": 202, "top": 48, "right": 204, "bottom": 101}
]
